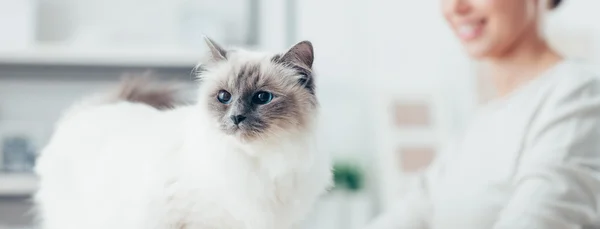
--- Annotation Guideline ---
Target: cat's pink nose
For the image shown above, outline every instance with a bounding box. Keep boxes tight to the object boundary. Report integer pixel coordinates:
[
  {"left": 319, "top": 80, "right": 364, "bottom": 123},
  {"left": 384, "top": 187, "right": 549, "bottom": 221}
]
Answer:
[{"left": 231, "top": 115, "right": 247, "bottom": 125}]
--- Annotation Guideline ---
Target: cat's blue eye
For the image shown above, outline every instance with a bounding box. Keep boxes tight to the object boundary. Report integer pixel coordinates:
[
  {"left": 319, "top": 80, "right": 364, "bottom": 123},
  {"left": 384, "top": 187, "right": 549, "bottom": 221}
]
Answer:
[
  {"left": 252, "top": 91, "right": 273, "bottom": 105},
  {"left": 217, "top": 90, "right": 232, "bottom": 104}
]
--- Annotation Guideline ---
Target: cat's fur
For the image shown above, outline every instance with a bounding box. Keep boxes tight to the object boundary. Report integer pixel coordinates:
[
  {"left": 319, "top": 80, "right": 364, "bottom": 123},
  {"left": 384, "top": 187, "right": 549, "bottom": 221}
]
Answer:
[{"left": 34, "top": 37, "right": 332, "bottom": 229}]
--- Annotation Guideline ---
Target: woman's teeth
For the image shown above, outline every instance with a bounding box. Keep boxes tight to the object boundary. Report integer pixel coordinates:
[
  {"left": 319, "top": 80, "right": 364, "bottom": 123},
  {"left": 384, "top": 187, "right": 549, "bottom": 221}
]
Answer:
[{"left": 457, "top": 22, "right": 483, "bottom": 40}]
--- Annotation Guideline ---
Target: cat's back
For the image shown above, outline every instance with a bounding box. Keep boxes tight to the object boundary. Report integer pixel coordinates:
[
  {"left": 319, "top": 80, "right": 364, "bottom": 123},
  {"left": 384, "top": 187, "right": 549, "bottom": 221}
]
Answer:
[
  {"left": 36, "top": 79, "right": 189, "bottom": 177},
  {"left": 39, "top": 100, "right": 185, "bottom": 166},
  {"left": 34, "top": 79, "right": 191, "bottom": 229}
]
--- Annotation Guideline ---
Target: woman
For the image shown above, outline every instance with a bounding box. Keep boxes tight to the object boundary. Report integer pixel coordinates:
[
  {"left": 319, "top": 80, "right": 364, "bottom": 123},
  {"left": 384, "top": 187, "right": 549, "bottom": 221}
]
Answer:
[{"left": 367, "top": 0, "right": 600, "bottom": 228}]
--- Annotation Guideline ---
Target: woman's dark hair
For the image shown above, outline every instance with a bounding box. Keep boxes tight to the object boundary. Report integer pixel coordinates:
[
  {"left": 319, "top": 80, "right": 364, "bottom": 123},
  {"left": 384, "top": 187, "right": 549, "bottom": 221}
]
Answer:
[{"left": 551, "top": 0, "right": 563, "bottom": 9}]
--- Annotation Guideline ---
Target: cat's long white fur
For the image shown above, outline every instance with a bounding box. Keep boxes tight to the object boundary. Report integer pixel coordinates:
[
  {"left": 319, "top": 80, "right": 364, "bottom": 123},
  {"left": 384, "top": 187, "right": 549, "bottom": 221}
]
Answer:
[{"left": 34, "top": 60, "right": 331, "bottom": 228}]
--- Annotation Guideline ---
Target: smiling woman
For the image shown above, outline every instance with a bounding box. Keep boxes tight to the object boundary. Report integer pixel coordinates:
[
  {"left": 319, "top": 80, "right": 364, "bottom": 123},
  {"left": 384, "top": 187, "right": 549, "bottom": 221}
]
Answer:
[{"left": 365, "top": 0, "right": 600, "bottom": 228}]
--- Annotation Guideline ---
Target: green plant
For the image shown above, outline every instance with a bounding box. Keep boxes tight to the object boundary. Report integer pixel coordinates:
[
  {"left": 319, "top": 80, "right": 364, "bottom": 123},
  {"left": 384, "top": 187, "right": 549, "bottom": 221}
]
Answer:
[{"left": 332, "top": 160, "right": 364, "bottom": 192}]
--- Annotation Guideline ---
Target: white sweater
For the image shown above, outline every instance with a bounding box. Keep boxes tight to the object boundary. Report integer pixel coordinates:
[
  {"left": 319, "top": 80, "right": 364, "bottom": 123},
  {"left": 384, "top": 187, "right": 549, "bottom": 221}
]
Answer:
[{"left": 367, "top": 60, "right": 600, "bottom": 229}]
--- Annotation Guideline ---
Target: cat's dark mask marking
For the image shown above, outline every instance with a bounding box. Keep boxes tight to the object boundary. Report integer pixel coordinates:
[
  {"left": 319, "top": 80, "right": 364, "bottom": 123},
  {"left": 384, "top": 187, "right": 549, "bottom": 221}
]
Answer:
[
  {"left": 206, "top": 62, "right": 303, "bottom": 141},
  {"left": 198, "top": 38, "right": 318, "bottom": 142}
]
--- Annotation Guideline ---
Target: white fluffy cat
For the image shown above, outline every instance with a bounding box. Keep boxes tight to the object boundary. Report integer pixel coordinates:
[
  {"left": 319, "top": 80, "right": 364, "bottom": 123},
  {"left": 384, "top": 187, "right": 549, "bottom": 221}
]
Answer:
[{"left": 34, "top": 38, "right": 332, "bottom": 229}]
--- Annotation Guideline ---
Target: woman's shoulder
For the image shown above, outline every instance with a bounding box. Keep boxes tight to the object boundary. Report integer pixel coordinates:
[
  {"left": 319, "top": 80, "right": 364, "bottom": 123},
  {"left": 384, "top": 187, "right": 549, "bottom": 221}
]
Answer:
[
  {"left": 524, "top": 59, "right": 600, "bottom": 134},
  {"left": 543, "top": 59, "right": 600, "bottom": 105},
  {"left": 522, "top": 60, "right": 600, "bottom": 148}
]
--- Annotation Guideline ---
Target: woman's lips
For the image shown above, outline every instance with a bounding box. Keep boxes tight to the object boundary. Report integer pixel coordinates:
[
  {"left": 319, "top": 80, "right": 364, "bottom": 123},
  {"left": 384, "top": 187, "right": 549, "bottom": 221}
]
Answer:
[{"left": 456, "top": 20, "right": 485, "bottom": 41}]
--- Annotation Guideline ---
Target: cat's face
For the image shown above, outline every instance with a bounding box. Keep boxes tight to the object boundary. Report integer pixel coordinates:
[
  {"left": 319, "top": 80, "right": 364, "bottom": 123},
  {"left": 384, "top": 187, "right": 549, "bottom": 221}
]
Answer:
[{"left": 195, "top": 38, "right": 317, "bottom": 142}]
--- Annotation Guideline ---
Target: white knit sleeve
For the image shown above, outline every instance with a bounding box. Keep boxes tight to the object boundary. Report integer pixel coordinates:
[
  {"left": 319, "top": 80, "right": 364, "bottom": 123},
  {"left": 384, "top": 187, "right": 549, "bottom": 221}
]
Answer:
[{"left": 492, "top": 83, "right": 600, "bottom": 229}]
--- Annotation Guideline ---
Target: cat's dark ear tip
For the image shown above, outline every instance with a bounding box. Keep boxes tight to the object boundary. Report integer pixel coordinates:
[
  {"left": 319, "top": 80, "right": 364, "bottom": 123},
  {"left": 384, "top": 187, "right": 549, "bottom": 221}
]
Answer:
[
  {"left": 203, "top": 35, "right": 227, "bottom": 61},
  {"left": 278, "top": 40, "right": 315, "bottom": 68},
  {"left": 202, "top": 35, "right": 216, "bottom": 47},
  {"left": 298, "top": 40, "right": 312, "bottom": 45},
  {"left": 297, "top": 41, "right": 313, "bottom": 51}
]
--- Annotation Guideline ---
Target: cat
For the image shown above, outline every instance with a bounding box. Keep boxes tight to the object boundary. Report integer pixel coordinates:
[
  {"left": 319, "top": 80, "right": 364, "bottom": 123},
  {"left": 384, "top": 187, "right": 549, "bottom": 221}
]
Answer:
[{"left": 33, "top": 37, "right": 332, "bottom": 229}]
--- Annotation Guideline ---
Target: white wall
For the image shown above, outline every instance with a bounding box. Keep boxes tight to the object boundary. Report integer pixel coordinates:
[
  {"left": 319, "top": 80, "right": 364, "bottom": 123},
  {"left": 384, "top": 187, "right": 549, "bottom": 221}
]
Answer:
[{"left": 296, "top": 0, "right": 373, "bottom": 160}]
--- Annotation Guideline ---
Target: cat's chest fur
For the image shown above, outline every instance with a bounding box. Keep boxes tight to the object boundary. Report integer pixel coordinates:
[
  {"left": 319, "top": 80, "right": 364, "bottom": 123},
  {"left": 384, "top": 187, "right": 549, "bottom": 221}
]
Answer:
[{"left": 153, "top": 120, "right": 321, "bottom": 229}]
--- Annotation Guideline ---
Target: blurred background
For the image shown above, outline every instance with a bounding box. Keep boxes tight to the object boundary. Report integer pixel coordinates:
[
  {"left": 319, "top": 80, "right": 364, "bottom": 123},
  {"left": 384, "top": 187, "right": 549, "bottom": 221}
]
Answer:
[{"left": 0, "top": 0, "right": 599, "bottom": 228}]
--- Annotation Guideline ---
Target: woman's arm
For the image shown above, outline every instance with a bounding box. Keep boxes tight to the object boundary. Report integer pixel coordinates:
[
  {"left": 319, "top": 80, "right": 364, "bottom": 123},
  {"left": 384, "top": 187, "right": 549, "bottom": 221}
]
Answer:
[
  {"left": 493, "top": 84, "right": 600, "bottom": 229},
  {"left": 364, "top": 145, "right": 451, "bottom": 229}
]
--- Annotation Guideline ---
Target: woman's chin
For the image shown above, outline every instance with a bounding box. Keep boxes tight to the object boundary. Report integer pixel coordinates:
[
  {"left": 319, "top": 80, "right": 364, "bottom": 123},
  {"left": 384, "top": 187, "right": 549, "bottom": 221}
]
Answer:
[
  {"left": 460, "top": 38, "right": 504, "bottom": 60},
  {"left": 463, "top": 44, "right": 493, "bottom": 60}
]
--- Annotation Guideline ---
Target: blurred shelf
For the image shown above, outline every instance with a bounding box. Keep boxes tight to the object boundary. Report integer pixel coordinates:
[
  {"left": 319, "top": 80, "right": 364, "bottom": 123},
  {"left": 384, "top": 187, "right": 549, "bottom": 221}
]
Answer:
[
  {"left": 0, "top": 173, "right": 38, "bottom": 196},
  {"left": 0, "top": 44, "right": 204, "bottom": 68}
]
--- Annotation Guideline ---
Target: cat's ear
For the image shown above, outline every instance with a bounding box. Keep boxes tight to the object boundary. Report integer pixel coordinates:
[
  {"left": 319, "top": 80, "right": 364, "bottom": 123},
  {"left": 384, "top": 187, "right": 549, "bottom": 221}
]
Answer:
[
  {"left": 203, "top": 36, "right": 227, "bottom": 61},
  {"left": 280, "top": 41, "right": 314, "bottom": 69}
]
